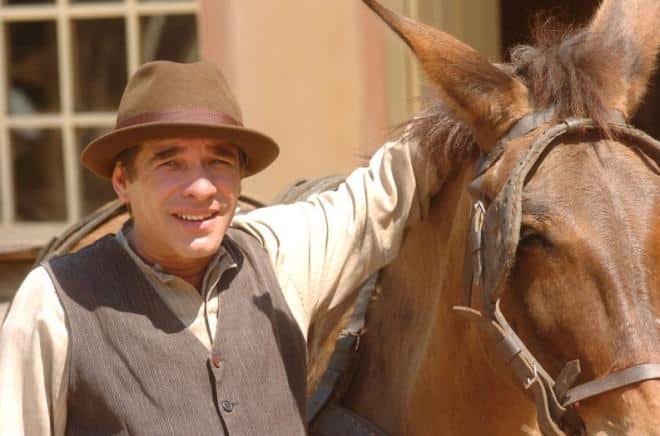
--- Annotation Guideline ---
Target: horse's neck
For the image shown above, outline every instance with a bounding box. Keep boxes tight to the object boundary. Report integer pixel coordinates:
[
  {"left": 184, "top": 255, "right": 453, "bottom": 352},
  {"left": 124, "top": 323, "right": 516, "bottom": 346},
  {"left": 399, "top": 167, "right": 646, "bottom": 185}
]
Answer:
[{"left": 342, "top": 166, "right": 539, "bottom": 435}]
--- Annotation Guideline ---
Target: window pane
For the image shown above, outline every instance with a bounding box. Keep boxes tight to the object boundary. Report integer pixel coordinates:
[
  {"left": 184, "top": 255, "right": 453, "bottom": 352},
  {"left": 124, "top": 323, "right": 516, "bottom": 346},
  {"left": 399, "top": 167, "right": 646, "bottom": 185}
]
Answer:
[
  {"left": 72, "top": 19, "right": 127, "bottom": 112},
  {"left": 140, "top": 15, "right": 198, "bottom": 63},
  {"left": 11, "top": 129, "right": 66, "bottom": 222},
  {"left": 76, "top": 128, "right": 117, "bottom": 216},
  {"left": 6, "top": 21, "right": 60, "bottom": 114}
]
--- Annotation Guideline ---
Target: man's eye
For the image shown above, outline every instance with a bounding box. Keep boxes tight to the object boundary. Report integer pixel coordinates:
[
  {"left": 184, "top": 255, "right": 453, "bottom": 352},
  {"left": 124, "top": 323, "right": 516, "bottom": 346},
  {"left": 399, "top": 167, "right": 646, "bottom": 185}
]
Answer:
[
  {"left": 159, "top": 160, "right": 179, "bottom": 169},
  {"left": 210, "top": 159, "right": 234, "bottom": 167}
]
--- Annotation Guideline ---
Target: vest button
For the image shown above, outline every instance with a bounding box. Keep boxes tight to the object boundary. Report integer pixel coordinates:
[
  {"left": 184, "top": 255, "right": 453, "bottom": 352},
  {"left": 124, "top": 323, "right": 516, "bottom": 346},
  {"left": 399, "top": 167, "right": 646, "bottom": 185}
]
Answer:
[
  {"left": 221, "top": 400, "right": 234, "bottom": 413},
  {"left": 212, "top": 356, "right": 222, "bottom": 368}
]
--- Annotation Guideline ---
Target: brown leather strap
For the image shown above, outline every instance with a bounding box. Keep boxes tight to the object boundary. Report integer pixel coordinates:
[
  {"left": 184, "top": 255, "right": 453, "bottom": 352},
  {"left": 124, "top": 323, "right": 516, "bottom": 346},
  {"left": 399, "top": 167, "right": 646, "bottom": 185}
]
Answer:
[
  {"left": 310, "top": 404, "right": 388, "bottom": 436},
  {"left": 476, "top": 108, "right": 556, "bottom": 176},
  {"left": 461, "top": 200, "right": 485, "bottom": 306},
  {"left": 454, "top": 306, "right": 567, "bottom": 436},
  {"left": 562, "top": 363, "right": 660, "bottom": 407},
  {"left": 307, "top": 275, "right": 377, "bottom": 422},
  {"left": 475, "top": 109, "right": 625, "bottom": 176}
]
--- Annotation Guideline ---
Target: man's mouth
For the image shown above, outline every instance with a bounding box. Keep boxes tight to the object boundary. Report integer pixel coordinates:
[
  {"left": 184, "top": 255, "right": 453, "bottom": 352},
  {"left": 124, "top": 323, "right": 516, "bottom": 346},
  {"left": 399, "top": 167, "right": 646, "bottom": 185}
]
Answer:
[{"left": 173, "top": 212, "right": 219, "bottom": 222}]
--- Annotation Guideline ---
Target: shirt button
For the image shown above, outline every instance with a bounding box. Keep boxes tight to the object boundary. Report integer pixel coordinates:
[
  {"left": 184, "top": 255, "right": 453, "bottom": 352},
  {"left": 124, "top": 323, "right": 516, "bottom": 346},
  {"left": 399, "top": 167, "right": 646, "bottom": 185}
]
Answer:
[
  {"left": 212, "top": 356, "right": 222, "bottom": 368},
  {"left": 221, "top": 400, "right": 234, "bottom": 413}
]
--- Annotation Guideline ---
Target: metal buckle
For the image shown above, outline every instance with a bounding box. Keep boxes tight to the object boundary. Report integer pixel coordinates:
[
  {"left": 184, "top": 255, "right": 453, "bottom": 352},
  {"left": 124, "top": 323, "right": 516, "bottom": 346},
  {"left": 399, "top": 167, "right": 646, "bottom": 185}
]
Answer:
[
  {"left": 470, "top": 201, "right": 485, "bottom": 252},
  {"left": 525, "top": 363, "right": 539, "bottom": 390}
]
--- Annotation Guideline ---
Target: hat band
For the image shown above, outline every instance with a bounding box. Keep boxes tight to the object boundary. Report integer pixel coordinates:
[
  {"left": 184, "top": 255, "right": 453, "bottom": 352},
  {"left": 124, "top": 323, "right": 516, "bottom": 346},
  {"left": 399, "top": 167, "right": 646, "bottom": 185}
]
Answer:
[{"left": 117, "top": 109, "right": 243, "bottom": 129}]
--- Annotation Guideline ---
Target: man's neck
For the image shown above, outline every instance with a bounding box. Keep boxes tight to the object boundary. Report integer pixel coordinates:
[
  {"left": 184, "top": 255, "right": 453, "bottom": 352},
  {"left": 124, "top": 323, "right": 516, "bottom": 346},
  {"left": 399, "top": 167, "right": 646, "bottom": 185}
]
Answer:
[{"left": 126, "top": 227, "right": 211, "bottom": 291}]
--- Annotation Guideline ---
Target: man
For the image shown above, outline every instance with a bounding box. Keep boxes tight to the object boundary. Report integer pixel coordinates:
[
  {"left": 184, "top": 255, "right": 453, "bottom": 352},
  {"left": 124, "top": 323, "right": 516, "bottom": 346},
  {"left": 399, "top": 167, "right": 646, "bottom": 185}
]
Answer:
[{"left": 0, "top": 61, "right": 438, "bottom": 435}]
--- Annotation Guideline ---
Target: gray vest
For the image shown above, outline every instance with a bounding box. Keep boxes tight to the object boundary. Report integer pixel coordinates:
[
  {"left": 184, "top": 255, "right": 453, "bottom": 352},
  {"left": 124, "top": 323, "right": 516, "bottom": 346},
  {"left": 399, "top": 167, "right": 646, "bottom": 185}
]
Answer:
[{"left": 44, "top": 229, "right": 307, "bottom": 436}]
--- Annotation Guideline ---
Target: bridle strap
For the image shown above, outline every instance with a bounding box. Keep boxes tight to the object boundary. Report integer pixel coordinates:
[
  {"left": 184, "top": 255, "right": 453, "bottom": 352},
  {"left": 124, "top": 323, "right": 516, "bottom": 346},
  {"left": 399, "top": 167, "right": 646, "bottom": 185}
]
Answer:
[
  {"left": 475, "top": 109, "right": 626, "bottom": 177},
  {"left": 461, "top": 201, "right": 485, "bottom": 307},
  {"left": 455, "top": 305, "right": 568, "bottom": 436},
  {"left": 562, "top": 363, "right": 660, "bottom": 407},
  {"left": 475, "top": 108, "right": 557, "bottom": 176}
]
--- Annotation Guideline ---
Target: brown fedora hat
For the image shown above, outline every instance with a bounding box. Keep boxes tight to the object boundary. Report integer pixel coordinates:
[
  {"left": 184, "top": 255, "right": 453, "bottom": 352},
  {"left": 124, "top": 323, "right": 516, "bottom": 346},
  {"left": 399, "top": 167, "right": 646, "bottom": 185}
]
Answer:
[{"left": 81, "top": 60, "right": 279, "bottom": 178}]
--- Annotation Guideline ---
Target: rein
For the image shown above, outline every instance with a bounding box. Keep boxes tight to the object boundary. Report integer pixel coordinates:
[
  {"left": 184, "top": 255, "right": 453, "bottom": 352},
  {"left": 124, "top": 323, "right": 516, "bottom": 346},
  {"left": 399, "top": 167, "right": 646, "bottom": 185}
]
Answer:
[{"left": 456, "top": 112, "right": 660, "bottom": 436}]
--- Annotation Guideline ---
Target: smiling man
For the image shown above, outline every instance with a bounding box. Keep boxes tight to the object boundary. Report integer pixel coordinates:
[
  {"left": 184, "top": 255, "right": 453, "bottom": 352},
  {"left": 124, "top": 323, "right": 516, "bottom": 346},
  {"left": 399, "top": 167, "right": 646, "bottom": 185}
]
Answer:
[
  {"left": 114, "top": 138, "right": 242, "bottom": 288},
  {"left": 0, "top": 61, "right": 439, "bottom": 435}
]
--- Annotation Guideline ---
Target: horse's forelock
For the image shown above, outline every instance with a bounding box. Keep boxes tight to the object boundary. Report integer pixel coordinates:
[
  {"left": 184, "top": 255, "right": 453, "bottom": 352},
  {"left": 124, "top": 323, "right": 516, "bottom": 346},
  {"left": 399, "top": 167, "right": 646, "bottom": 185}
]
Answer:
[{"left": 509, "top": 10, "right": 657, "bottom": 127}]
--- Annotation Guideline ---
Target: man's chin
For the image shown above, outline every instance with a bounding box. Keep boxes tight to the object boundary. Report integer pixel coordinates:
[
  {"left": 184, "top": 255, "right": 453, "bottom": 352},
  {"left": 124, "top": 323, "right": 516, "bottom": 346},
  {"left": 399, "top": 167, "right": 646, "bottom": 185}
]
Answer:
[{"left": 183, "top": 237, "right": 224, "bottom": 258}]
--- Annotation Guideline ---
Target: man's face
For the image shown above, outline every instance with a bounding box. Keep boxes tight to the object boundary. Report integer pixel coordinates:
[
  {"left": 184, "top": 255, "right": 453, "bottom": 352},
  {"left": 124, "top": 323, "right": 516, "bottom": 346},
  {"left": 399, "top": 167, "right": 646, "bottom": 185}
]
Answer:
[{"left": 111, "top": 136, "right": 241, "bottom": 264}]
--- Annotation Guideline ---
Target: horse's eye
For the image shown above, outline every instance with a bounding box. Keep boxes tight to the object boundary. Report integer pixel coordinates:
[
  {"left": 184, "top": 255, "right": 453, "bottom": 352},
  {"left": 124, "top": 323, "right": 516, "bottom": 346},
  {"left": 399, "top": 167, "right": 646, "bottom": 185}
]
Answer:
[{"left": 519, "top": 225, "right": 550, "bottom": 247}]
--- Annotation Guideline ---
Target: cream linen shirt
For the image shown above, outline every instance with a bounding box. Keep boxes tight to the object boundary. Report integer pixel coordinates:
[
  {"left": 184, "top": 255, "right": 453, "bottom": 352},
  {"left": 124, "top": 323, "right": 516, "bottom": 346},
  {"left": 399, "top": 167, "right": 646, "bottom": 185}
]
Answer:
[{"left": 0, "top": 138, "right": 439, "bottom": 436}]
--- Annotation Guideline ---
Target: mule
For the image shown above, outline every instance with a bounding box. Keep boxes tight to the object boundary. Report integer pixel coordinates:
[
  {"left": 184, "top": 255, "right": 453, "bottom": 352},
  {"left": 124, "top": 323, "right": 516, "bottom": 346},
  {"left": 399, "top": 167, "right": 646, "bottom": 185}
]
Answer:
[{"left": 315, "top": 0, "right": 660, "bottom": 434}]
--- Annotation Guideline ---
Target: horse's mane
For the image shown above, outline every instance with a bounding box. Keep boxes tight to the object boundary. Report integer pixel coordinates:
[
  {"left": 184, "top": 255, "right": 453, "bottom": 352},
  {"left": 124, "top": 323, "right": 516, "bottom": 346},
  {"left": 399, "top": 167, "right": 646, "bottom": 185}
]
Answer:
[
  {"left": 400, "top": 98, "right": 477, "bottom": 169},
  {"left": 402, "top": 16, "right": 645, "bottom": 164}
]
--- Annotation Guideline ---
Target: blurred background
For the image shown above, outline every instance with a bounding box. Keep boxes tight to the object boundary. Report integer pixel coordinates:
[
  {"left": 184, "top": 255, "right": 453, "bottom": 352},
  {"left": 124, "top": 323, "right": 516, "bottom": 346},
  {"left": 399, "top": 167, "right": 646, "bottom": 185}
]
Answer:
[{"left": 1, "top": 0, "right": 659, "bottom": 317}]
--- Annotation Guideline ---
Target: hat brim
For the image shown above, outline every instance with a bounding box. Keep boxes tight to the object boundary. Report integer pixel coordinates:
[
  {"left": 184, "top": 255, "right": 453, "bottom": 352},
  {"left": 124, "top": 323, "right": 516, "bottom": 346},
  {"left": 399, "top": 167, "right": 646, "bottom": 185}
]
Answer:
[{"left": 81, "top": 121, "right": 280, "bottom": 179}]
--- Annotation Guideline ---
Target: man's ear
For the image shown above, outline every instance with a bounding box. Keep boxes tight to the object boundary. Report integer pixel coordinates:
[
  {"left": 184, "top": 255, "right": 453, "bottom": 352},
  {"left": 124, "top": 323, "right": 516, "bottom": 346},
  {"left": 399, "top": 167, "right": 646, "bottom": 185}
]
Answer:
[{"left": 111, "top": 163, "right": 130, "bottom": 204}]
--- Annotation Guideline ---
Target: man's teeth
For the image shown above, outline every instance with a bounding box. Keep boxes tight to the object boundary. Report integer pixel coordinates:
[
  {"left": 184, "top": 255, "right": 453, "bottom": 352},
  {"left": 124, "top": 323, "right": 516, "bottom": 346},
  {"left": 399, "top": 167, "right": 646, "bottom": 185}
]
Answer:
[{"left": 177, "top": 213, "right": 214, "bottom": 221}]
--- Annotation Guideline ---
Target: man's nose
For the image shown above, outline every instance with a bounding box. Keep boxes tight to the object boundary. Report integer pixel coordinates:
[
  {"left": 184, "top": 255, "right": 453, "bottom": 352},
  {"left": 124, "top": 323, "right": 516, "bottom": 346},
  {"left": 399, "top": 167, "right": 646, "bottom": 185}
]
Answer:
[{"left": 183, "top": 171, "right": 218, "bottom": 199}]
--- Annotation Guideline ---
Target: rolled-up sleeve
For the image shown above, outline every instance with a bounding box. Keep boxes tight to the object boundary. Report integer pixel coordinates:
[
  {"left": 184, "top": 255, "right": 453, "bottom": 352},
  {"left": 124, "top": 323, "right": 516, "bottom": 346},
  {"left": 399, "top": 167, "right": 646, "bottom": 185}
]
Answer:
[
  {"left": 233, "top": 137, "right": 438, "bottom": 336},
  {"left": 0, "top": 266, "right": 69, "bottom": 436}
]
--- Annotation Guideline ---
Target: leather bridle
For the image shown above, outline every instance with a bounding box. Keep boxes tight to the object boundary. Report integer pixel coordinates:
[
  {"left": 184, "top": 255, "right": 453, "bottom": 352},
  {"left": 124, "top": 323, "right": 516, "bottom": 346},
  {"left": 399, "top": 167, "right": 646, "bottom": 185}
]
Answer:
[{"left": 455, "top": 111, "right": 660, "bottom": 436}]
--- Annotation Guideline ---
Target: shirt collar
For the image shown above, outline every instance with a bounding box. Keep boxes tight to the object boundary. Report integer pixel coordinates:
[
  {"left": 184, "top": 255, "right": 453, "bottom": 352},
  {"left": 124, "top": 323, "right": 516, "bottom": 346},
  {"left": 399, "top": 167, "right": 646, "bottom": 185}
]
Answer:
[{"left": 115, "top": 220, "right": 238, "bottom": 291}]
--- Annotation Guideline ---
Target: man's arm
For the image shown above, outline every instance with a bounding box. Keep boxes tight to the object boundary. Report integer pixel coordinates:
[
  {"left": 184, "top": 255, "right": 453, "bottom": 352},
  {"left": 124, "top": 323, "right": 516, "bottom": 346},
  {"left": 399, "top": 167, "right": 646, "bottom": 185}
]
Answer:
[
  {"left": 0, "top": 267, "right": 69, "bottom": 436},
  {"left": 233, "top": 137, "right": 439, "bottom": 336}
]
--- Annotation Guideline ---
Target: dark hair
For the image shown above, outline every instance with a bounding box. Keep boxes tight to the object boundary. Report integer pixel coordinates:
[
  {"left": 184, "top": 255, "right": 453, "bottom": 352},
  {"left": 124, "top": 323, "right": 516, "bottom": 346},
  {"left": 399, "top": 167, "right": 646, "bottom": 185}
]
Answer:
[{"left": 114, "top": 145, "right": 141, "bottom": 181}]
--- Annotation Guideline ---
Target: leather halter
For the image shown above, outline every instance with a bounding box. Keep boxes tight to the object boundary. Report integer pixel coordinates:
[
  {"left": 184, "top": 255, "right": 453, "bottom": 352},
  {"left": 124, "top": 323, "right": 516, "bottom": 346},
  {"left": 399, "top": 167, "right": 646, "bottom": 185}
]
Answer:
[{"left": 456, "top": 110, "right": 660, "bottom": 436}]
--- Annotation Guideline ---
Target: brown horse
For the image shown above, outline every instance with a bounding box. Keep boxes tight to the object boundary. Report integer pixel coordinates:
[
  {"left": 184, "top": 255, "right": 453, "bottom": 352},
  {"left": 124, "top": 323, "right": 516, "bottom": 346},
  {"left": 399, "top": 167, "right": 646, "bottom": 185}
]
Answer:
[
  {"left": 311, "top": 0, "right": 659, "bottom": 435},
  {"left": 39, "top": 0, "right": 660, "bottom": 434}
]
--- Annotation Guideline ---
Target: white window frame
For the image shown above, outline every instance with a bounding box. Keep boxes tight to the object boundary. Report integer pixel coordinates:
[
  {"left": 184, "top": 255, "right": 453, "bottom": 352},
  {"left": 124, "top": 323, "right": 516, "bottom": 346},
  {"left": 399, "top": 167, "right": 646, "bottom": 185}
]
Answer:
[{"left": 0, "top": 0, "right": 199, "bottom": 250}]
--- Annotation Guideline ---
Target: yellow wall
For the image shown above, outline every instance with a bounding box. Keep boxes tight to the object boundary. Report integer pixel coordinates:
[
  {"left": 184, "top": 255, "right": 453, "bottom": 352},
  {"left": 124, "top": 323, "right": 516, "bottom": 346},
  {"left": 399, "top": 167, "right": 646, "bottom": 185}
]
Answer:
[
  {"left": 200, "top": 1, "right": 389, "bottom": 202},
  {"left": 199, "top": 0, "right": 501, "bottom": 202}
]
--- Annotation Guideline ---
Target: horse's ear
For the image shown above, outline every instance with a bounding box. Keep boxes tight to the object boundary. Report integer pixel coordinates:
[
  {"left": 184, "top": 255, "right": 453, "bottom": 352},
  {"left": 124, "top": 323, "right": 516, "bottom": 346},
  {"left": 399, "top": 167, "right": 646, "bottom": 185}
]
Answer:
[
  {"left": 583, "top": 0, "right": 660, "bottom": 117},
  {"left": 363, "top": 0, "right": 530, "bottom": 152}
]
